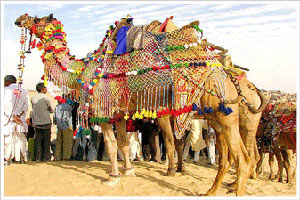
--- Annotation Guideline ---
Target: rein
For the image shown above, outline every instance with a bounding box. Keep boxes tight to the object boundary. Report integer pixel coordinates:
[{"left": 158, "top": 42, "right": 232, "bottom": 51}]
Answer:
[{"left": 5, "top": 21, "right": 28, "bottom": 126}]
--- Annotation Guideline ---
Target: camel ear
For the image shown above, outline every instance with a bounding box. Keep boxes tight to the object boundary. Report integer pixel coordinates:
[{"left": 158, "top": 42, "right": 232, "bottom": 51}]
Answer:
[
  {"left": 34, "top": 18, "right": 40, "bottom": 24},
  {"left": 46, "top": 13, "right": 54, "bottom": 22}
]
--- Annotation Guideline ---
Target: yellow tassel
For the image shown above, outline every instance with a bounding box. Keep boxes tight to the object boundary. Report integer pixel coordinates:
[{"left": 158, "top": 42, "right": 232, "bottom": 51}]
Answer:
[
  {"left": 139, "top": 113, "right": 144, "bottom": 119},
  {"left": 144, "top": 110, "right": 149, "bottom": 118},
  {"left": 152, "top": 111, "right": 157, "bottom": 119},
  {"left": 132, "top": 115, "right": 136, "bottom": 120},
  {"left": 134, "top": 111, "right": 140, "bottom": 118},
  {"left": 149, "top": 110, "right": 153, "bottom": 118},
  {"left": 124, "top": 114, "right": 129, "bottom": 120},
  {"left": 141, "top": 108, "right": 146, "bottom": 115},
  {"left": 44, "top": 76, "right": 48, "bottom": 86}
]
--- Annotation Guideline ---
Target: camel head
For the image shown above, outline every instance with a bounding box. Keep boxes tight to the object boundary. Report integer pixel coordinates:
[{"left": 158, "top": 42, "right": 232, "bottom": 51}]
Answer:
[
  {"left": 15, "top": 13, "right": 56, "bottom": 38},
  {"left": 218, "top": 55, "right": 233, "bottom": 68}
]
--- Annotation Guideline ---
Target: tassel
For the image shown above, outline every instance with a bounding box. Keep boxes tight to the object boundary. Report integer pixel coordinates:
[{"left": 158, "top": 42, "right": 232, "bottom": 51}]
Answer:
[
  {"left": 198, "top": 108, "right": 203, "bottom": 115},
  {"left": 141, "top": 108, "right": 146, "bottom": 115},
  {"left": 204, "top": 106, "right": 208, "bottom": 113},
  {"left": 183, "top": 106, "right": 189, "bottom": 113},
  {"left": 124, "top": 114, "right": 129, "bottom": 120},
  {"left": 134, "top": 111, "right": 140, "bottom": 118},
  {"left": 139, "top": 113, "right": 144, "bottom": 119},
  {"left": 152, "top": 111, "right": 157, "bottom": 119},
  {"left": 170, "top": 109, "right": 175, "bottom": 116},
  {"left": 225, "top": 107, "right": 233, "bottom": 115},
  {"left": 192, "top": 103, "right": 198, "bottom": 111},
  {"left": 157, "top": 111, "right": 162, "bottom": 118},
  {"left": 165, "top": 107, "right": 170, "bottom": 114},
  {"left": 145, "top": 110, "right": 150, "bottom": 118},
  {"left": 207, "top": 106, "right": 213, "bottom": 113},
  {"left": 149, "top": 110, "right": 153, "bottom": 118},
  {"left": 174, "top": 110, "right": 180, "bottom": 117},
  {"left": 218, "top": 103, "right": 225, "bottom": 112}
]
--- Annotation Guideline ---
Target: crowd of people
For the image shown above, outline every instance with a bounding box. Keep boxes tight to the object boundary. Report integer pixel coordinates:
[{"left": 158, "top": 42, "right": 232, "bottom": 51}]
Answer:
[{"left": 3, "top": 75, "right": 216, "bottom": 167}]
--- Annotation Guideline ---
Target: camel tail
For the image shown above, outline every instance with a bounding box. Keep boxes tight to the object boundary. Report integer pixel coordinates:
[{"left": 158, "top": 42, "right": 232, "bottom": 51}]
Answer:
[{"left": 248, "top": 89, "right": 268, "bottom": 114}]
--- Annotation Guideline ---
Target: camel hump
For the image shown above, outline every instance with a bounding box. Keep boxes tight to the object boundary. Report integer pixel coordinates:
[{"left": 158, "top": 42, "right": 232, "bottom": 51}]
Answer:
[
  {"left": 150, "top": 16, "right": 179, "bottom": 33},
  {"left": 181, "top": 20, "right": 200, "bottom": 29}
]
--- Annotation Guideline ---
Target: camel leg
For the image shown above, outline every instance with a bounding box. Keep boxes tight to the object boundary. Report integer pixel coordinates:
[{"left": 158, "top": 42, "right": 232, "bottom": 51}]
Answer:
[
  {"left": 174, "top": 136, "right": 184, "bottom": 172},
  {"left": 205, "top": 132, "right": 232, "bottom": 196},
  {"left": 256, "top": 147, "right": 264, "bottom": 176},
  {"left": 116, "top": 119, "right": 134, "bottom": 176},
  {"left": 268, "top": 149, "right": 276, "bottom": 180},
  {"left": 158, "top": 117, "right": 176, "bottom": 176},
  {"left": 239, "top": 115, "right": 261, "bottom": 180},
  {"left": 282, "top": 149, "right": 293, "bottom": 183},
  {"left": 224, "top": 124, "right": 250, "bottom": 196},
  {"left": 273, "top": 147, "right": 284, "bottom": 182},
  {"left": 100, "top": 123, "right": 120, "bottom": 186}
]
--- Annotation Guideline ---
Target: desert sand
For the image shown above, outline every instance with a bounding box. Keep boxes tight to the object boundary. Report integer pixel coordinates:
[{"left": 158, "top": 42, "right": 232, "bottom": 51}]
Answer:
[
  {"left": 4, "top": 155, "right": 297, "bottom": 197},
  {"left": 4, "top": 90, "right": 297, "bottom": 197}
]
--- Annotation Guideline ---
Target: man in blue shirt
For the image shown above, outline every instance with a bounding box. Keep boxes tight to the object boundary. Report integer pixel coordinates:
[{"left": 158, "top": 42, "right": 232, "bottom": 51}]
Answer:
[{"left": 53, "top": 96, "right": 73, "bottom": 161}]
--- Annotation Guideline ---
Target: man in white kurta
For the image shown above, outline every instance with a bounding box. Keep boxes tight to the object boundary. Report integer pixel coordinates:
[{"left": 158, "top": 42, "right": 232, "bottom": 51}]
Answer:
[
  {"left": 4, "top": 75, "right": 28, "bottom": 164},
  {"left": 206, "top": 125, "right": 216, "bottom": 165},
  {"left": 183, "top": 118, "right": 208, "bottom": 163}
]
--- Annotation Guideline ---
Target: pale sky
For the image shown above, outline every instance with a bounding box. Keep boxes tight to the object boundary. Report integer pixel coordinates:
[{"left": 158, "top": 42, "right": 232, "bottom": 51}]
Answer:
[{"left": 1, "top": 1, "right": 299, "bottom": 93}]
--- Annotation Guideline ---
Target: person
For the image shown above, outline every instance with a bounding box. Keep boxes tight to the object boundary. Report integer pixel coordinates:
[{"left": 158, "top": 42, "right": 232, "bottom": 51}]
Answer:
[
  {"left": 183, "top": 118, "right": 208, "bottom": 163},
  {"left": 128, "top": 131, "right": 143, "bottom": 161},
  {"left": 4, "top": 75, "right": 28, "bottom": 165},
  {"left": 31, "top": 82, "right": 54, "bottom": 162},
  {"left": 206, "top": 125, "right": 216, "bottom": 166},
  {"left": 26, "top": 116, "right": 35, "bottom": 161},
  {"left": 53, "top": 96, "right": 73, "bottom": 161},
  {"left": 137, "top": 119, "right": 161, "bottom": 162},
  {"left": 158, "top": 129, "right": 166, "bottom": 162}
]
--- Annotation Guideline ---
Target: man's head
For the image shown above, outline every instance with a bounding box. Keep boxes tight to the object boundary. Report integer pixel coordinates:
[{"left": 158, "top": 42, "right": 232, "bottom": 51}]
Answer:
[
  {"left": 36, "top": 82, "right": 47, "bottom": 93},
  {"left": 4, "top": 75, "right": 17, "bottom": 87}
]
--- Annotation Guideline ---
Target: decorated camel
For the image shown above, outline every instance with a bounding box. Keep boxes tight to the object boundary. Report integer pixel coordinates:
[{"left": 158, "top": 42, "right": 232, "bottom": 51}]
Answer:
[
  {"left": 15, "top": 13, "right": 267, "bottom": 196},
  {"left": 256, "top": 102, "right": 296, "bottom": 183}
]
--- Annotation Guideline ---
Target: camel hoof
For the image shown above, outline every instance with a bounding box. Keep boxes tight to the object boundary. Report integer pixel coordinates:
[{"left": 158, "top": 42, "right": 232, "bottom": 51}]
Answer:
[
  {"left": 223, "top": 182, "right": 237, "bottom": 189},
  {"left": 176, "top": 167, "right": 185, "bottom": 173},
  {"left": 226, "top": 188, "right": 237, "bottom": 194},
  {"left": 269, "top": 175, "right": 275, "bottom": 180},
  {"left": 204, "top": 190, "right": 216, "bottom": 196},
  {"left": 102, "top": 176, "right": 120, "bottom": 186},
  {"left": 196, "top": 192, "right": 209, "bottom": 196},
  {"left": 123, "top": 168, "right": 136, "bottom": 176},
  {"left": 166, "top": 168, "right": 176, "bottom": 176}
]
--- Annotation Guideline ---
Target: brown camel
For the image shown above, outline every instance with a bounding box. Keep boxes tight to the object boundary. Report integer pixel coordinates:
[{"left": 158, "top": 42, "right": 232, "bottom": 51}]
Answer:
[
  {"left": 256, "top": 102, "right": 296, "bottom": 184},
  {"left": 15, "top": 13, "right": 267, "bottom": 196}
]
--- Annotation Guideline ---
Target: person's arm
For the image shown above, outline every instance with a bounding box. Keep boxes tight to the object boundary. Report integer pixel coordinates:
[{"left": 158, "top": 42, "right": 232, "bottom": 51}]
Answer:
[
  {"left": 53, "top": 106, "right": 57, "bottom": 125},
  {"left": 67, "top": 105, "right": 73, "bottom": 128},
  {"left": 46, "top": 96, "right": 54, "bottom": 113}
]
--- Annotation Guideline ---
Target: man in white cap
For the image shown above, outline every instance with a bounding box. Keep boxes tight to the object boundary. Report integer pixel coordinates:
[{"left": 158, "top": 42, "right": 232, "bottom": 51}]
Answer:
[{"left": 4, "top": 75, "right": 28, "bottom": 165}]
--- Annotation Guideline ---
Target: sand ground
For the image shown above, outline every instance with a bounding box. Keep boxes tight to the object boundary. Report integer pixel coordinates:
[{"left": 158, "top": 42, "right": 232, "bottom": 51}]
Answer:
[{"left": 4, "top": 155, "right": 297, "bottom": 197}]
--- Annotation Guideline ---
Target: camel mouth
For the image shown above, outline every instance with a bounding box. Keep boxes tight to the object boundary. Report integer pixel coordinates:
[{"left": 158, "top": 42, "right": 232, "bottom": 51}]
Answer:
[{"left": 15, "top": 21, "right": 21, "bottom": 26}]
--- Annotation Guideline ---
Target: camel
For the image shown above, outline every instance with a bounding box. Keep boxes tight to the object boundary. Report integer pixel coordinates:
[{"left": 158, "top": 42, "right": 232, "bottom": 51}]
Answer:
[
  {"left": 15, "top": 13, "right": 267, "bottom": 196},
  {"left": 256, "top": 102, "right": 296, "bottom": 183}
]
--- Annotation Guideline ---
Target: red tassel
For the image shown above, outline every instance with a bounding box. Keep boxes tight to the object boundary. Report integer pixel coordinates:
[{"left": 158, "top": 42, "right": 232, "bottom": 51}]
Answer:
[
  {"left": 183, "top": 106, "right": 189, "bottom": 113},
  {"left": 30, "top": 39, "right": 36, "bottom": 49},
  {"left": 170, "top": 109, "right": 175, "bottom": 116},
  {"left": 157, "top": 111, "right": 162, "bottom": 118},
  {"left": 188, "top": 105, "right": 193, "bottom": 112},
  {"left": 165, "top": 107, "right": 170, "bottom": 114},
  {"left": 174, "top": 110, "right": 179, "bottom": 117}
]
